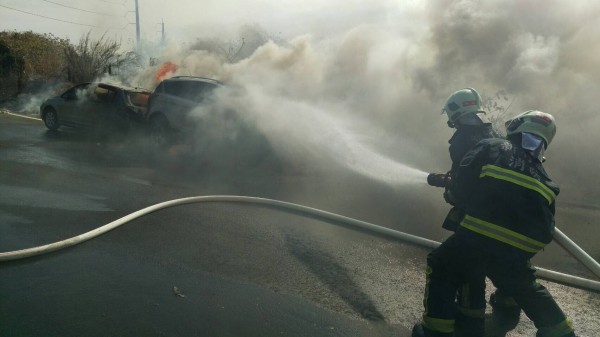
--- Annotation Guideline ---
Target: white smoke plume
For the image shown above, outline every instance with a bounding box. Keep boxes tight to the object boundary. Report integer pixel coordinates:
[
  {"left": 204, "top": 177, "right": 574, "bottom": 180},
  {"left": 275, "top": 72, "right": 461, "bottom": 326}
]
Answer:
[
  {"left": 116, "top": 0, "right": 600, "bottom": 200},
  {"left": 414, "top": 0, "right": 600, "bottom": 202}
]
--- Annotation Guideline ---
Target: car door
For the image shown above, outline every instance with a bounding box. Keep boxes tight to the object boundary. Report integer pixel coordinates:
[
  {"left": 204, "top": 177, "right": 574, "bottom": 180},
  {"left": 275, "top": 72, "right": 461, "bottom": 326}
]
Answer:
[
  {"left": 56, "top": 83, "right": 90, "bottom": 126},
  {"left": 77, "top": 84, "right": 118, "bottom": 128}
]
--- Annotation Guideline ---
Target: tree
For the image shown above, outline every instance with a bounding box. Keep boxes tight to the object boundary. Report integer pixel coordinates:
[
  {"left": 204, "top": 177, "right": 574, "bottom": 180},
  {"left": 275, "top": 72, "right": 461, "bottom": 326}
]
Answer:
[
  {"left": 234, "top": 23, "right": 271, "bottom": 61},
  {"left": 0, "top": 31, "right": 68, "bottom": 95},
  {"left": 0, "top": 31, "right": 68, "bottom": 79},
  {"left": 188, "top": 23, "right": 281, "bottom": 63},
  {"left": 0, "top": 41, "right": 18, "bottom": 77},
  {"left": 64, "top": 31, "right": 136, "bottom": 83},
  {"left": 481, "top": 90, "right": 516, "bottom": 135}
]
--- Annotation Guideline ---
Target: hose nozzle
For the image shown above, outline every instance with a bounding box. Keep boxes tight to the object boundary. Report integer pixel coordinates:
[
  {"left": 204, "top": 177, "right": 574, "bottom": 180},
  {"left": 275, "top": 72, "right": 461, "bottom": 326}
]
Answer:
[{"left": 427, "top": 173, "right": 450, "bottom": 188}]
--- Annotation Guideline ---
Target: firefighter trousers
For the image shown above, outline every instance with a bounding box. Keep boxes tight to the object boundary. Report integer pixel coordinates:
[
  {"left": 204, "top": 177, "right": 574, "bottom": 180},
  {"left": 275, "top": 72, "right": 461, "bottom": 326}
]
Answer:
[{"left": 421, "top": 234, "right": 575, "bottom": 337}]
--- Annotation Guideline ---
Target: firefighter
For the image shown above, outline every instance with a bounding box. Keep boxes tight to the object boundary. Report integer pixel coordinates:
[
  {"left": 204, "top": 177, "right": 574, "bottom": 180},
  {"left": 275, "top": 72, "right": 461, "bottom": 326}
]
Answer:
[
  {"left": 428, "top": 88, "right": 517, "bottom": 336},
  {"left": 433, "top": 88, "right": 499, "bottom": 229},
  {"left": 413, "top": 111, "right": 577, "bottom": 337}
]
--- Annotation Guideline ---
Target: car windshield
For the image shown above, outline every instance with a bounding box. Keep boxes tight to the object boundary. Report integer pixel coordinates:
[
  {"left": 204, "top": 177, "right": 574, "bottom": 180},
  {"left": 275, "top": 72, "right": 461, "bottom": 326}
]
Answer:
[
  {"left": 126, "top": 91, "right": 150, "bottom": 107},
  {"left": 164, "top": 81, "right": 218, "bottom": 103}
]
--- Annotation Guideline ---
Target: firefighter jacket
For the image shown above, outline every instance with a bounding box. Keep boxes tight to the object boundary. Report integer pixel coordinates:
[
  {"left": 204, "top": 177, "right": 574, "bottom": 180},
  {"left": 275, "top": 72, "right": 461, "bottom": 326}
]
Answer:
[
  {"left": 441, "top": 123, "right": 498, "bottom": 230},
  {"left": 451, "top": 138, "right": 560, "bottom": 260},
  {"left": 448, "top": 123, "right": 499, "bottom": 178}
]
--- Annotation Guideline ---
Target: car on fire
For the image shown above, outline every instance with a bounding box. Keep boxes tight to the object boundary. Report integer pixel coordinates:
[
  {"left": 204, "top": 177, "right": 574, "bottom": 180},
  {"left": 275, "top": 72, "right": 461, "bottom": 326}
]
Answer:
[
  {"left": 40, "top": 82, "right": 151, "bottom": 134},
  {"left": 147, "top": 75, "right": 278, "bottom": 168},
  {"left": 146, "top": 76, "right": 223, "bottom": 145}
]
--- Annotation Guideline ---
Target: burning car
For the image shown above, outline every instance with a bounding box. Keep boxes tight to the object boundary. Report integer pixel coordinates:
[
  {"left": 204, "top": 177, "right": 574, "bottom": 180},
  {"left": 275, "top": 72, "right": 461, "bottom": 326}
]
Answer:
[
  {"left": 146, "top": 76, "right": 223, "bottom": 145},
  {"left": 40, "top": 82, "right": 151, "bottom": 134},
  {"left": 147, "top": 75, "right": 278, "bottom": 169}
]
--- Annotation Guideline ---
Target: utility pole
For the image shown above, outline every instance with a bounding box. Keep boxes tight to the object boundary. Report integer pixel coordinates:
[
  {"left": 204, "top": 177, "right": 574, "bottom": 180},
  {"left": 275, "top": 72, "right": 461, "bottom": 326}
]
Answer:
[
  {"left": 135, "top": 0, "right": 140, "bottom": 48},
  {"left": 161, "top": 20, "right": 165, "bottom": 44}
]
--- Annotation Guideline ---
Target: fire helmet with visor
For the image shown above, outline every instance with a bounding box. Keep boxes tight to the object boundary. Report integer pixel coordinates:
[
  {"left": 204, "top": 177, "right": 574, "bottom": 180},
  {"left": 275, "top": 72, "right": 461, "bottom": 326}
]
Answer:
[
  {"left": 442, "top": 88, "right": 486, "bottom": 128},
  {"left": 505, "top": 110, "right": 556, "bottom": 149}
]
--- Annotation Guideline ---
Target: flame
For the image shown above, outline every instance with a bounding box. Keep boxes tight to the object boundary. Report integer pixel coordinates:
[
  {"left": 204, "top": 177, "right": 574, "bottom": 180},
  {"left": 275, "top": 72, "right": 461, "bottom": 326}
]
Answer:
[{"left": 155, "top": 61, "right": 177, "bottom": 81}]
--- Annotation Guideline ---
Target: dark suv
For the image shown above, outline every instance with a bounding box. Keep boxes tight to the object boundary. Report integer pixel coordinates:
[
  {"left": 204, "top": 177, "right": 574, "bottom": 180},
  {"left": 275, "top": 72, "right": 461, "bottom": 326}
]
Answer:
[
  {"left": 146, "top": 76, "right": 223, "bottom": 145},
  {"left": 146, "top": 76, "right": 278, "bottom": 169}
]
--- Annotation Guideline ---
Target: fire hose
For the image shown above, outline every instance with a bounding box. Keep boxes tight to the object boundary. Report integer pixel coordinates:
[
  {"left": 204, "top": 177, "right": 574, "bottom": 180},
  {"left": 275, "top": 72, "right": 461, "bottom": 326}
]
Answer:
[{"left": 0, "top": 195, "right": 599, "bottom": 292}]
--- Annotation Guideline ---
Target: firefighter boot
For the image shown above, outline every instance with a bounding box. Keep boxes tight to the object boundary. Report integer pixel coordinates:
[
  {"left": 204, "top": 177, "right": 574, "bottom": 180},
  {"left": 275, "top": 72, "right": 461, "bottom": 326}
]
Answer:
[
  {"left": 411, "top": 324, "right": 427, "bottom": 337},
  {"left": 412, "top": 323, "right": 452, "bottom": 337},
  {"left": 488, "top": 291, "right": 521, "bottom": 333},
  {"left": 455, "top": 313, "right": 484, "bottom": 337},
  {"left": 536, "top": 332, "right": 577, "bottom": 337}
]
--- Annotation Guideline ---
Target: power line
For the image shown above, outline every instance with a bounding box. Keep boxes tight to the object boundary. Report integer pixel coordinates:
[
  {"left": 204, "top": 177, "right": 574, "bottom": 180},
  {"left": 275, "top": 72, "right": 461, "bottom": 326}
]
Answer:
[
  {"left": 0, "top": 4, "right": 100, "bottom": 27},
  {"left": 1, "top": 2, "right": 137, "bottom": 46},
  {"left": 41, "top": 0, "right": 116, "bottom": 16}
]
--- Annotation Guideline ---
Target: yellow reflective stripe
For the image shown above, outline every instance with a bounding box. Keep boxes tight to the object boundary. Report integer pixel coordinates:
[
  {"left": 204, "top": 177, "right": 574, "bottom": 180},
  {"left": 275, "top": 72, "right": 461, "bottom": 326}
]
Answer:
[
  {"left": 538, "top": 319, "right": 574, "bottom": 337},
  {"left": 461, "top": 215, "right": 546, "bottom": 253},
  {"left": 422, "top": 315, "right": 454, "bottom": 334},
  {"left": 479, "top": 165, "right": 556, "bottom": 204}
]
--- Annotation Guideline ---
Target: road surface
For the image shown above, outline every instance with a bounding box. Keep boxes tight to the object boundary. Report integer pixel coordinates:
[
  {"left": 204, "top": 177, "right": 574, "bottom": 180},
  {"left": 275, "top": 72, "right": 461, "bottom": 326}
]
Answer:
[{"left": 1, "top": 112, "right": 598, "bottom": 336}]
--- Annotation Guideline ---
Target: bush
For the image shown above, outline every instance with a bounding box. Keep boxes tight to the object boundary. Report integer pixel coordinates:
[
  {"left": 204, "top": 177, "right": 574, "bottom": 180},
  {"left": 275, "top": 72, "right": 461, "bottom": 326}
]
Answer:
[
  {"left": 0, "top": 31, "right": 69, "bottom": 97},
  {"left": 64, "top": 31, "right": 137, "bottom": 83}
]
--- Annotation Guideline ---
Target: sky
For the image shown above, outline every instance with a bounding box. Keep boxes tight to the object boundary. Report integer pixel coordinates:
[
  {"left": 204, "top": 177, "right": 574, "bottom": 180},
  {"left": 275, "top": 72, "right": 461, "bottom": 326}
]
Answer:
[
  {"left": 0, "top": 0, "right": 421, "bottom": 46},
  {"left": 3, "top": 0, "right": 600, "bottom": 203}
]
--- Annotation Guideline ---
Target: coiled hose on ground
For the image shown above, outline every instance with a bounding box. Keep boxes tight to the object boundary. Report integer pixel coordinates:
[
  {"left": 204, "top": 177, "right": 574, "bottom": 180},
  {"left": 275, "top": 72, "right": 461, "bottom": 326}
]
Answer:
[{"left": 1, "top": 195, "right": 599, "bottom": 292}]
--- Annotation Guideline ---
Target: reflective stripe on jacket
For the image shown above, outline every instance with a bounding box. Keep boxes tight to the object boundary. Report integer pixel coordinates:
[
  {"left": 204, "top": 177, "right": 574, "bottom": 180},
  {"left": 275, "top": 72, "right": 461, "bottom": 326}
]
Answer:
[
  {"left": 460, "top": 214, "right": 546, "bottom": 253},
  {"left": 479, "top": 164, "right": 557, "bottom": 204},
  {"left": 451, "top": 138, "right": 560, "bottom": 257}
]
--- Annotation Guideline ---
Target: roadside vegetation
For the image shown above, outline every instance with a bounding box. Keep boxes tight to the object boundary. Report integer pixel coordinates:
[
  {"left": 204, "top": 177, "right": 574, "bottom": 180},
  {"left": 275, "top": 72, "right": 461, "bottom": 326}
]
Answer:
[
  {"left": 0, "top": 30, "right": 137, "bottom": 110},
  {"left": 0, "top": 31, "right": 68, "bottom": 98},
  {"left": 0, "top": 27, "right": 510, "bottom": 120},
  {"left": 64, "top": 32, "right": 138, "bottom": 84},
  {"left": 0, "top": 26, "right": 274, "bottom": 114}
]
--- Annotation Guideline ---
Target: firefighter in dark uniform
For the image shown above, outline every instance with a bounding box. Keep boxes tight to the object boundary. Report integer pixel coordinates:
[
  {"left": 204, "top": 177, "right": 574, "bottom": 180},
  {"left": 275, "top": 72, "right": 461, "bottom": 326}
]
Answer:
[
  {"left": 436, "top": 88, "right": 499, "bottom": 231},
  {"left": 428, "top": 88, "right": 516, "bottom": 336},
  {"left": 414, "top": 111, "right": 577, "bottom": 337}
]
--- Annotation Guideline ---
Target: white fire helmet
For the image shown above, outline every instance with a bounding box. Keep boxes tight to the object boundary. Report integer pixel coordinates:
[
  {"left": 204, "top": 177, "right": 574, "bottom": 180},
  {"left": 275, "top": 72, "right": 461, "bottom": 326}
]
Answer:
[
  {"left": 442, "top": 88, "right": 485, "bottom": 127},
  {"left": 505, "top": 110, "right": 556, "bottom": 148}
]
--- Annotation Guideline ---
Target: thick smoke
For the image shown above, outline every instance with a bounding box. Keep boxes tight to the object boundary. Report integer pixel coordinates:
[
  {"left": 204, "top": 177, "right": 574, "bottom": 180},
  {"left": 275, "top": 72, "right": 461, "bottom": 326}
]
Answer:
[
  {"left": 136, "top": 26, "right": 439, "bottom": 187},
  {"left": 134, "top": 0, "right": 600, "bottom": 203},
  {"left": 43, "top": 0, "right": 598, "bottom": 202},
  {"left": 414, "top": 0, "right": 600, "bottom": 202}
]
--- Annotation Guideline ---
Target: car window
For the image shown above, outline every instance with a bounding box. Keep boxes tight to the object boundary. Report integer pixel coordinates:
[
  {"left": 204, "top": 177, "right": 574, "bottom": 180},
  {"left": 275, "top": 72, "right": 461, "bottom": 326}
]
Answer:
[
  {"left": 164, "top": 80, "right": 218, "bottom": 103},
  {"left": 61, "top": 83, "right": 90, "bottom": 100}
]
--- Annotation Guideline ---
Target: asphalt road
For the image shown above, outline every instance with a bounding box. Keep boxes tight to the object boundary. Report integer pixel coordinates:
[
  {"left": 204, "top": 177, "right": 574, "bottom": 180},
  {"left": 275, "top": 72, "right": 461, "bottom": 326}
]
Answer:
[{"left": 1, "top": 112, "right": 599, "bottom": 337}]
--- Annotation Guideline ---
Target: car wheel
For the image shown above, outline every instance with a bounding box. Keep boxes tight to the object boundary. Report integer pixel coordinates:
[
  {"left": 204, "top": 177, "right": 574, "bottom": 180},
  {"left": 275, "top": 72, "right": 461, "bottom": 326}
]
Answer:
[
  {"left": 149, "top": 114, "right": 172, "bottom": 147},
  {"left": 43, "top": 107, "right": 60, "bottom": 130}
]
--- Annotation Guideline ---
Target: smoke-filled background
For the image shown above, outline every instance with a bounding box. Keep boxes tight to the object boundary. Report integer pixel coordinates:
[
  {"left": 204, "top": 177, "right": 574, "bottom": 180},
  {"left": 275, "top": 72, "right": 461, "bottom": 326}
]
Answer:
[
  {"left": 131, "top": 0, "right": 600, "bottom": 204},
  {"left": 2, "top": 2, "right": 600, "bottom": 332},
  {"left": 3, "top": 0, "right": 600, "bottom": 202}
]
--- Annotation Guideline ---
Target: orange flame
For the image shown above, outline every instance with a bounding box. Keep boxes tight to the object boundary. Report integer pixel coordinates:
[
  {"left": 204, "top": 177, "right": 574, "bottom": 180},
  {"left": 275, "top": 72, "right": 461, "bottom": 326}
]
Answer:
[{"left": 155, "top": 61, "right": 177, "bottom": 81}]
